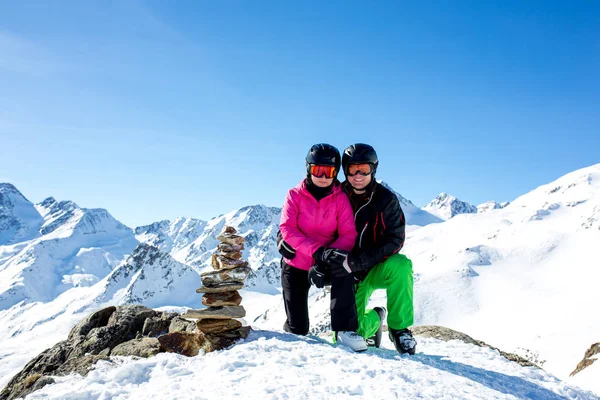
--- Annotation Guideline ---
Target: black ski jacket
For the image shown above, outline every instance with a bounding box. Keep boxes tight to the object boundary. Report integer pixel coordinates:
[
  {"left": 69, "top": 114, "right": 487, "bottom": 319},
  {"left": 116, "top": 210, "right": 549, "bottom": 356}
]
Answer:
[{"left": 341, "top": 180, "right": 406, "bottom": 280}]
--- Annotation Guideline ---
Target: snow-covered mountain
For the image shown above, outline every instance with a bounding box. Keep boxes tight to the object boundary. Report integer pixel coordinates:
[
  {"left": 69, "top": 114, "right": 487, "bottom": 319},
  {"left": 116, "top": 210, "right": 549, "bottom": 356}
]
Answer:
[
  {"left": 423, "top": 192, "right": 478, "bottom": 220},
  {"left": 0, "top": 191, "right": 138, "bottom": 309},
  {"left": 379, "top": 181, "right": 443, "bottom": 226},
  {"left": 0, "top": 183, "right": 44, "bottom": 246},
  {"left": 133, "top": 205, "right": 282, "bottom": 288},
  {"left": 134, "top": 217, "right": 206, "bottom": 257},
  {"left": 96, "top": 243, "right": 201, "bottom": 308}
]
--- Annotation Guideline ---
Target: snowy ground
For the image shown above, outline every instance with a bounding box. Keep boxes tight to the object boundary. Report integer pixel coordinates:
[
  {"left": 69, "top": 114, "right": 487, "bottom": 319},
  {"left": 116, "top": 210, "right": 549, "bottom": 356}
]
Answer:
[{"left": 24, "top": 331, "right": 598, "bottom": 400}]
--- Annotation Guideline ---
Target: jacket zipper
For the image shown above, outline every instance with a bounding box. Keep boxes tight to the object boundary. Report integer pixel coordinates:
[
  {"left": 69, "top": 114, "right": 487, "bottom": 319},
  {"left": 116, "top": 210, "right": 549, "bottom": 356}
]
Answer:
[
  {"left": 355, "top": 191, "right": 375, "bottom": 249},
  {"left": 359, "top": 222, "right": 368, "bottom": 248}
]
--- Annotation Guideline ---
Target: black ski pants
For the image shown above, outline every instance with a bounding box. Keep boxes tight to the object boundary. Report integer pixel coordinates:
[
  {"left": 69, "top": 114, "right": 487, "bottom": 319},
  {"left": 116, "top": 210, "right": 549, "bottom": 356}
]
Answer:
[{"left": 281, "top": 260, "right": 358, "bottom": 335}]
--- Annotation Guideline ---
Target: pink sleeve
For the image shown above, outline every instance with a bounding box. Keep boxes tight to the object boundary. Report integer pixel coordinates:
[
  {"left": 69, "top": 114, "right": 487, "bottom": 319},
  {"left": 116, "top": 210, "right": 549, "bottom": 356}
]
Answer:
[
  {"left": 329, "top": 192, "right": 358, "bottom": 251},
  {"left": 279, "top": 190, "right": 322, "bottom": 258}
]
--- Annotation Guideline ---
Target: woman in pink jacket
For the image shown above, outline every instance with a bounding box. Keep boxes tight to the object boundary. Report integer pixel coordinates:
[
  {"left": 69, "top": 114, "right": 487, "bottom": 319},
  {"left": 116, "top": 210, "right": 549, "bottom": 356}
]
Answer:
[{"left": 279, "top": 143, "right": 367, "bottom": 352}]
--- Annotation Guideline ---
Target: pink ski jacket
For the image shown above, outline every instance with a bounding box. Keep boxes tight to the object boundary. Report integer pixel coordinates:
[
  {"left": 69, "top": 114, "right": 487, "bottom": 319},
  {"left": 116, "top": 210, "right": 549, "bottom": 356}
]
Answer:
[{"left": 280, "top": 180, "right": 357, "bottom": 271}]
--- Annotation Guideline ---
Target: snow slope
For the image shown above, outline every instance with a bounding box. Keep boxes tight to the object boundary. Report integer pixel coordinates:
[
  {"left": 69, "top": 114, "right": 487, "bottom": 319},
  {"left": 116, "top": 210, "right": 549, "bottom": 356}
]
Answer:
[
  {"left": 403, "top": 163, "right": 600, "bottom": 384},
  {"left": 22, "top": 331, "right": 598, "bottom": 400}
]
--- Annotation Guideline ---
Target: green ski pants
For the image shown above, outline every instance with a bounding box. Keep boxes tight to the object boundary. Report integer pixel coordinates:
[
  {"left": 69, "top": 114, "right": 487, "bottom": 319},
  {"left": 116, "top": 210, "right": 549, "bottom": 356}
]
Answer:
[{"left": 355, "top": 253, "right": 414, "bottom": 339}]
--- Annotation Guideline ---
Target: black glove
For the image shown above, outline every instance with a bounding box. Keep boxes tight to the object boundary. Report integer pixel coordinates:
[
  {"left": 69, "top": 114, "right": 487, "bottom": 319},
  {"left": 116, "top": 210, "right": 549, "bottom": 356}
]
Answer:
[
  {"left": 308, "top": 264, "right": 329, "bottom": 288},
  {"left": 330, "top": 252, "right": 358, "bottom": 278},
  {"left": 314, "top": 247, "right": 356, "bottom": 278},
  {"left": 313, "top": 247, "right": 347, "bottom": 266},
  {"left": 277, "top": 230, "right": 296, "bottom": 259}
]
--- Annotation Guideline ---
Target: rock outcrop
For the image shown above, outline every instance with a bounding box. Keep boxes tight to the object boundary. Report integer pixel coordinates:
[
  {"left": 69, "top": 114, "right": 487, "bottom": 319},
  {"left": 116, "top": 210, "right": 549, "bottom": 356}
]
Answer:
[
  {"left": 570, "top": 342, "right": 599, "bottom": 377},
  {"left": 412, "top": 325, "right": 539, "bottom": 368},
  {"left": 1, "top": 299, "right": 251, "bottom": 400}
]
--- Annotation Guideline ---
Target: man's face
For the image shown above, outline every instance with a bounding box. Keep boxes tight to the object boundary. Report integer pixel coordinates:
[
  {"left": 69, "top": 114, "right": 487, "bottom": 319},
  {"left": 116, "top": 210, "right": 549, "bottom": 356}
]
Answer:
[{"left": 347, "top": 164, "right": 373, "bottom": 191}]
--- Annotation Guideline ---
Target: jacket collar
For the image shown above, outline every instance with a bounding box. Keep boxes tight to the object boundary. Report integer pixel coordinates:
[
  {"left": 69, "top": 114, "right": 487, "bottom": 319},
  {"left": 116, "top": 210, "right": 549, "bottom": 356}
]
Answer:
[
  {"left": 297, "top": 179, "right": 341, "bottom": 199},
  {"left": 342, "top": 179, "right": 378, "bottom": 197}
]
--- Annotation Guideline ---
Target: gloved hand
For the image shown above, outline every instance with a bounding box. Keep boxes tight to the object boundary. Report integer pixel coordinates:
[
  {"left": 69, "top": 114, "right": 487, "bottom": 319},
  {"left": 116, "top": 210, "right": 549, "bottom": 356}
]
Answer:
[
  {"left": 314, "top": 247, "right": 356, "bottom": 278},
  {"left": 277, "top": 230, "right": 296, "bottom": 259},
  {"left": 313, "top": 247, "right": 347, "bottom": 266},
  {"left": 331, "top": 251, "right": 358, "bottom": 278},
  {"left": 308, "top": 263, "right": 329, "bottom": 288}
]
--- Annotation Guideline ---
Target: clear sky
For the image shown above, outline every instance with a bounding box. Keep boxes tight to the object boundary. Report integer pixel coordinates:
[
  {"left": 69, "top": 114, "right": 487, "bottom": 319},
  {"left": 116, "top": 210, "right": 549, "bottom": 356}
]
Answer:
[{"left": 1, "top": 1, "right": 599, "bottom": 228}]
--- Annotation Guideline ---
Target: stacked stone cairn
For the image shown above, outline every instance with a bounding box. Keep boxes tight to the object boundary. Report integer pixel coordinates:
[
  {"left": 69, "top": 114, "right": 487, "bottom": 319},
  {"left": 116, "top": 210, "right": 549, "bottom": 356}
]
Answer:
[{"left": 181, "top": 225, "right": 251, "bottom": 350}]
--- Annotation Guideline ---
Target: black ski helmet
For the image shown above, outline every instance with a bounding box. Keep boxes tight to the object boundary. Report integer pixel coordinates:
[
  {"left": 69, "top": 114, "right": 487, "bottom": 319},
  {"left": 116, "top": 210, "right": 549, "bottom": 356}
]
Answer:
[
  {"left": 305, "top": 143, "right": 341, "bottom": 172},
  {"left": 342, "top": 143, "right": 379, "bottom": 175}
]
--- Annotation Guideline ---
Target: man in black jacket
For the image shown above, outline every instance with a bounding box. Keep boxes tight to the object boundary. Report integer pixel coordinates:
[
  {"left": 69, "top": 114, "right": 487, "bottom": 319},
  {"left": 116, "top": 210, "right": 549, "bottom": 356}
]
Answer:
[
  {"left": 278, "top": 143, "right": 417, "bottom": 354},
  {"left": 336, "top": 143, "right": 416, "bottom": 355}
]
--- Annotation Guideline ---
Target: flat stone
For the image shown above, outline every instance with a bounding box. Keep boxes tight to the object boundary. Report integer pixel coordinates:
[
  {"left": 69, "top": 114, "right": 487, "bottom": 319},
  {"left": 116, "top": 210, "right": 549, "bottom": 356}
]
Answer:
[
  {"left": 205, "top": 326, "right": 252, "bottom": 351},
  {"left": 214, "top": 255, "right": 248, "bottom": 270},
  {"left": 157, "top": 332, "right": 211, "bottom": 357},
  {"left": 223, "top": 226, "right": 237, "bottom": 234},
  {"left": 196, "top": 318, "right": 242, "bottom": 334},
  {"left": 211, "top": 253, "right": 219, "bottom": 269},
  {"left": 238, "top": 325, "right": 251, "bottom": 339},
  {"left": 182, "top": 306, "right": 246, "bottom": 320},
  {"left": 218, "top": 251, "right": 243, "bottom": 260},
  {"left": 202, "top": 291, "right": 242, "bottom": 307},
  {"left": 196, "top": 283, "right": 244, "bottom": 293},
  {"left": 216, "top": 233, "right": 245, "bottom": 246},
  {"left": 218, "top": 243, "right": 244, "bottom": 252},
  {"left": 201, "top": 266, "right": 251, "bottom": 287}
]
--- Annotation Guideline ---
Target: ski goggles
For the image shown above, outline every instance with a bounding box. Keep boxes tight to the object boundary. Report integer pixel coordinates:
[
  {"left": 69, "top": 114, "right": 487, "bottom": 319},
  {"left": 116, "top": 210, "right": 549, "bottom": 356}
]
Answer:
[
  {"left": 346, "top": 163, "right": 373, "bottom": 176},
  {"left": 308, "top": 164, "right": 337, "bottom": 179}
]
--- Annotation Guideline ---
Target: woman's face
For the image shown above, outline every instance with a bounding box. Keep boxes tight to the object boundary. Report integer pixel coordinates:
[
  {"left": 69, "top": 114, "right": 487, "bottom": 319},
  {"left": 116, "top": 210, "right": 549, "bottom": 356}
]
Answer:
[{"left": 310, "top": 174, "right": 334, "bottom": 188}]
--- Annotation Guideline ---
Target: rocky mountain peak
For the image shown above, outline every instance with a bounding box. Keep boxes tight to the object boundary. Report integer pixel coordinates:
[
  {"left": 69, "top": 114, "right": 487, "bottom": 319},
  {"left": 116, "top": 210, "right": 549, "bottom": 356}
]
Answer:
[
  {"left": 0, "top": 183, "right": 44, "bottom": 245},
  {"left": 424, "top": 192, "right": 477, "bottom": 220}
]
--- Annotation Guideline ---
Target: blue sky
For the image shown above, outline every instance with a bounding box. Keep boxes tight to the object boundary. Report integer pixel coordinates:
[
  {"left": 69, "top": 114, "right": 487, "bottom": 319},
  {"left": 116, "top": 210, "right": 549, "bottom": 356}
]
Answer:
[{"left": 1, "top": 1, "right": 599, "bottom": 227}]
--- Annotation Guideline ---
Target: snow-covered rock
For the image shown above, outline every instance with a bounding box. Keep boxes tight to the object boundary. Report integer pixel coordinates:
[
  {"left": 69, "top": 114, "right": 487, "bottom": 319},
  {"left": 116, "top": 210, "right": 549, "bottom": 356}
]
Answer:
[
  {"left": 477, "top": 201, "right": 510, "bottom": 213},
  {"left": 423, "top": 192, "right": 477, "bottom": 220}
]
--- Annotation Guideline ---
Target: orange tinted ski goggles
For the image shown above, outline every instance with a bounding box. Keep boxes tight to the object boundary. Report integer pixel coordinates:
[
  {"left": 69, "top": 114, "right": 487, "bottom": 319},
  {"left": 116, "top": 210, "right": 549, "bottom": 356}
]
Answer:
[
  {"left": 347, "top": 163, "right": 373, "bottom": 176},
  {"left": 308, "top": 164, "right": 337, "bottom": 179}
]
